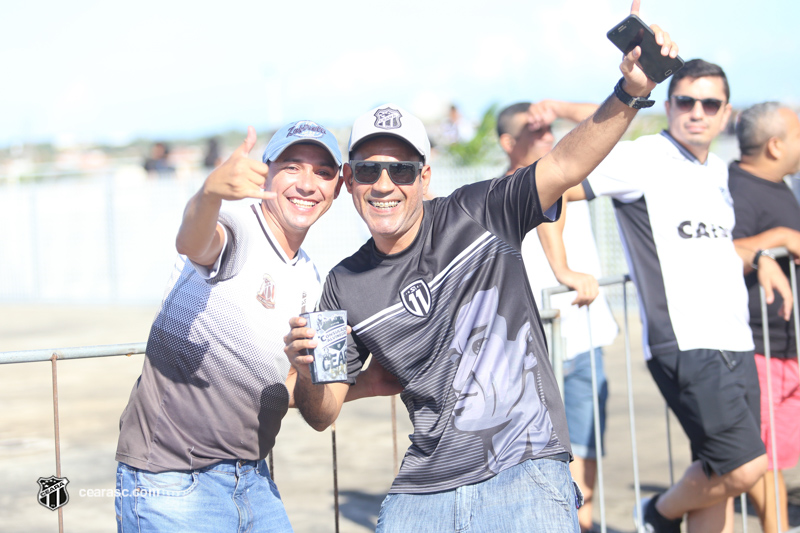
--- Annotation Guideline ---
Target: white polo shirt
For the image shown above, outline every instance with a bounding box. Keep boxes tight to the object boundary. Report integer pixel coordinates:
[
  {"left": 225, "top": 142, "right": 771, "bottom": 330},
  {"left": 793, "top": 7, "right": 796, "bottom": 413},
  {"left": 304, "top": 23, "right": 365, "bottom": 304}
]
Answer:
[
  {"left": 522, "top": 200, "right": 619, "bottom": 360},
  {"left": 584, "top": 131, "right": 753, "bottom": 359}
]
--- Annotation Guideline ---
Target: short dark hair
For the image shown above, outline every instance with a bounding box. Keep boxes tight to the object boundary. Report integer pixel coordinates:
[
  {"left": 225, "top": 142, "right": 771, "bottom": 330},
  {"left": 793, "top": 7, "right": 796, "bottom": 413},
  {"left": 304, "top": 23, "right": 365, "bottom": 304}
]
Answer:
[
  {"left": 497, "top": 102, "right": 531, "bottom": 138},
  {"left": 667, "top": 59, "right": 730, "bottom": 101}
]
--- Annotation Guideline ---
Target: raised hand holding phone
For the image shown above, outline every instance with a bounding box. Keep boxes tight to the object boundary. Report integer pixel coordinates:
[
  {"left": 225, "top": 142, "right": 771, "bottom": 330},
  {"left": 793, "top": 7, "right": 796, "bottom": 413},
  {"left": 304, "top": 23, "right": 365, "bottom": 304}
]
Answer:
[{"left": 610, "top": 0, "right": 683, "bottom": 88}]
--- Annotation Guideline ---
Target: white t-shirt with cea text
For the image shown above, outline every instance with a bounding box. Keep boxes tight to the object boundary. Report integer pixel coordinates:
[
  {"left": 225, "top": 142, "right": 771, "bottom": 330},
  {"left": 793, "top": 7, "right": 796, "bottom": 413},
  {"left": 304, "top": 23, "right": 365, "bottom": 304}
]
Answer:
[
  {"left": 584, "top": 131, "right": 753, "bottom": 359},
  {"left": 522, "top": 200, "right": 619, "bottom": 360}
]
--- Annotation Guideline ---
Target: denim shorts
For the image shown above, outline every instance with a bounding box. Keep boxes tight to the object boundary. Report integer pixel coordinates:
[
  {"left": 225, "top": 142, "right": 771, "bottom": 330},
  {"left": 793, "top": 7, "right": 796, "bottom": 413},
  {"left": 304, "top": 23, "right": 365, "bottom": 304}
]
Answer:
[
  {"left": 375, "top": 458, "right": 579, "bottom": 532},
  {"left": 563, "top": 348, "right": 607, "bottom": 459},
  {"left": 115, "top": 459, "right": 292, "bottom": 533}
]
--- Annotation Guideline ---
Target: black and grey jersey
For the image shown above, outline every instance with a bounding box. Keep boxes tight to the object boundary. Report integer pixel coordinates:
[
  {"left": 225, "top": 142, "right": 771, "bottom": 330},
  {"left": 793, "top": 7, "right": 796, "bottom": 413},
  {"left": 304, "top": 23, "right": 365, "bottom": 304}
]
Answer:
[
  {"left": 321, "top": 164, "right": 570, "bottom": 494},
  {"left": 584, "top": 131, "right": 753, "bottom": 359}
]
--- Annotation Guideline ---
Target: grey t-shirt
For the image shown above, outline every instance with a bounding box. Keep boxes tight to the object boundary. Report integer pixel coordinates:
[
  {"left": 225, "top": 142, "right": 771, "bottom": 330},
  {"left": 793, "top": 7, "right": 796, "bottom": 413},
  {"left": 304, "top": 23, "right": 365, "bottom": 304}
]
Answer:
[{"left": 116, "top": 201, "right": 321, "bottom": 472}]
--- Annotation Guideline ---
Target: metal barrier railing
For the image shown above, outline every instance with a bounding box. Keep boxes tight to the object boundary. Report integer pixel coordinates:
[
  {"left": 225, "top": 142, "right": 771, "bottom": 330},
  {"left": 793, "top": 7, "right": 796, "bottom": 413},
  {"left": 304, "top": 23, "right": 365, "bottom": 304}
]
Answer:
[
  {"left": 4, "top": 249, "right": 800, "bottom": 532},
  {"left": 758, "top": 247, "right": 800, "bottom": 533},
  {"left": 542, "top": 274, "right": 640, "bottom": 533},
  {"left": 0, "top": 343, "right": 147, "bottom": 533},
  {"left": 541, "top": 249, "right": 800, "bottom": 533},
  {"left": 0, "top": 341, "right": 399, "bottom": 533}
]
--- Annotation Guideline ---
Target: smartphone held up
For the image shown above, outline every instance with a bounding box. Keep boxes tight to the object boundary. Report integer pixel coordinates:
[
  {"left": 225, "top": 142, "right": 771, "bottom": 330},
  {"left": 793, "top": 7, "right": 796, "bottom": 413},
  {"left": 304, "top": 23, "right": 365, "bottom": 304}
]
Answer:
[{"left": 607, "top": 14, "right": 684, "bottom": 83}]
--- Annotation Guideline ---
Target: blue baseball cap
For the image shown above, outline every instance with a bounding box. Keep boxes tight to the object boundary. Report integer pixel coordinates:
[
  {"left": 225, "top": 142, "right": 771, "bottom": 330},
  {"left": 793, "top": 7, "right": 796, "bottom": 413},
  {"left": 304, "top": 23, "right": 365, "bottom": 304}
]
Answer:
[{"left": 261, "top": 120, "right": 342, "bottom": 167}]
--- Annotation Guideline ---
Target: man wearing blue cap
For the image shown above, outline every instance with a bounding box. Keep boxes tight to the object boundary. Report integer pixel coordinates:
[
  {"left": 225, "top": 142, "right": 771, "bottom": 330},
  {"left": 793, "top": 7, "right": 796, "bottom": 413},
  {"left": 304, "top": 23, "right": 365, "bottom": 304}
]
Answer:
[{"left": 114, "top": 122, "right": 368, "bottom": 532}]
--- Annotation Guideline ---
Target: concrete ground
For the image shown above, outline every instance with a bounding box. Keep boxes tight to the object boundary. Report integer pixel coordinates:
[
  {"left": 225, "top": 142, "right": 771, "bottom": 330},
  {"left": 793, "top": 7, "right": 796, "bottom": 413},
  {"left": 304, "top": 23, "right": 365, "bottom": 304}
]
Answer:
[{"left": 1, "top": 304, "right": 798, "bottom": 532}]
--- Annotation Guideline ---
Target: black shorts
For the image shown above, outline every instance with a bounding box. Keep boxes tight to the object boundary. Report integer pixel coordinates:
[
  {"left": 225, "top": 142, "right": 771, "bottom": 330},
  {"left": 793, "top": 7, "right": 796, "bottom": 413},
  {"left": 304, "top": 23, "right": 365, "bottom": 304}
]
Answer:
[{"left": 647, "top": 348, "right": 765, "bottom": 477}]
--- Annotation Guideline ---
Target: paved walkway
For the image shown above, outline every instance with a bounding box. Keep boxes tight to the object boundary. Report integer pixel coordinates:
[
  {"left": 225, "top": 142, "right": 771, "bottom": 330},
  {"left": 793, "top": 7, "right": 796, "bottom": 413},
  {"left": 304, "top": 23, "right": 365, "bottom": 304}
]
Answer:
[{"left": 1, "top": 304, "right": 797, "bottom": 532}]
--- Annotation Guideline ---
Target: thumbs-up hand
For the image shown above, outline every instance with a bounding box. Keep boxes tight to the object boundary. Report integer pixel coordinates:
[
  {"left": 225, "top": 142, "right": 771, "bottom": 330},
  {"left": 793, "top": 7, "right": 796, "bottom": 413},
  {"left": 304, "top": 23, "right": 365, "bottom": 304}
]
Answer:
[{"left": 203, "top": 126, "right": 276, "bottom": 202}]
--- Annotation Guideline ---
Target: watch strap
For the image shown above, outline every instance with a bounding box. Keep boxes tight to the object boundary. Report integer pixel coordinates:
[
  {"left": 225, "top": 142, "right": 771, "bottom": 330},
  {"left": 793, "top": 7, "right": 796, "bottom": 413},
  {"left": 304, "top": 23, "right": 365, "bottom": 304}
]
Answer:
[
  {"left": 614, "top": 78, "right": 654, "bottom": 109},
  {"left": 752, "top": 249, "right": 776, "bottom": 270}
]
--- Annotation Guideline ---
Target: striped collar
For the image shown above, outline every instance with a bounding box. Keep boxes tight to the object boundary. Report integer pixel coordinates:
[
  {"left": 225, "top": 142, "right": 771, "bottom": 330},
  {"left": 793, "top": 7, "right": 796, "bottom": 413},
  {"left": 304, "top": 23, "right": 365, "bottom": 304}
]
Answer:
[
  {"left": 250, "top": 203, "right": 299, "bottom": 265},
  {"left": 659, "top": 129, "right": 705, "bottom": 165}
]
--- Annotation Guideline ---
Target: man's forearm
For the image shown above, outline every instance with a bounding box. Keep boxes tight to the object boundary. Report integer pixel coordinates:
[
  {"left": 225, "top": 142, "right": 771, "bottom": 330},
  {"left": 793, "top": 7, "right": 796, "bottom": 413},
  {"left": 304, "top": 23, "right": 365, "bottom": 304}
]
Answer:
[
  {"left": 293, "top": 373, "right": 347, "bottom": 431},
  {"left": 734, "top": 227, "right": 800, "bottom": 274},
  {"left": 537, "top": 201, "right": 570, "bottom": 276},
  {"left": 550, "top": 94, "right": 637, "bottom": 184},
  {"left": 735, "top": 227, "right": 800, "bottom": 255},
  {"left": 555, "top": 101, "right": 601, "bottom": 123},
  {"left": 175, "top": 187, "right": 224, "bottom": 263},
  {"left": 537, "top": 94, "right": 637, "bottom": 211}
]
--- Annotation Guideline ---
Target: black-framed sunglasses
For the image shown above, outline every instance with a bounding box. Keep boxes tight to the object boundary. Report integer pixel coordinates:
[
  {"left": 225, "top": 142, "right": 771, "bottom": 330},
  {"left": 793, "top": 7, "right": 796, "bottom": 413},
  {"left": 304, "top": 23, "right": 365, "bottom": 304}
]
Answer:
[
  {"left": 672, "top": 95, "right": 725, "bottom": 116},
  {"left": 351, "top": 160, "right": 423, "bottom": 185}
]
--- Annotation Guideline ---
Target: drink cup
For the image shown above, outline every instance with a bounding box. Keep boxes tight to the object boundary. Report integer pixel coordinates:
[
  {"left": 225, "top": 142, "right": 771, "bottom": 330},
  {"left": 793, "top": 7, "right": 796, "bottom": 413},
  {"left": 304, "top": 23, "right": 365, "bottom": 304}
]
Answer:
[{"left": 300, "top": 310, "right": 348, "bottom": 384}]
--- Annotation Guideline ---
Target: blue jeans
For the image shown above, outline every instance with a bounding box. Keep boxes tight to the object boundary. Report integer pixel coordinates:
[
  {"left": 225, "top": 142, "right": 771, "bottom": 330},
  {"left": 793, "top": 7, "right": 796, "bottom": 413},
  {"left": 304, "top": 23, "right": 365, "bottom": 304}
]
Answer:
[
  {"left": 563, "top": 348, "right": 608, "bottom": 459},
  {"left": 116, "top": 460, "right": 292, "bottom": 533},
  {"left": 375, "top": 458, "right": 579, "bottom": 532}
]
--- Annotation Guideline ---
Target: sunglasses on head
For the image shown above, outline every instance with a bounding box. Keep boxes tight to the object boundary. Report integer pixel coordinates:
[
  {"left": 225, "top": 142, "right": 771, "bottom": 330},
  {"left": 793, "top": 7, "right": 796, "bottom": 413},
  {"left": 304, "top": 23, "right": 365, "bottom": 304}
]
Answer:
[
  {"left": 672, "top": 95, "right": 725, "bottom": 116},
  {"left": 351, "top": 160, "right": 423, "bottom": 185}
]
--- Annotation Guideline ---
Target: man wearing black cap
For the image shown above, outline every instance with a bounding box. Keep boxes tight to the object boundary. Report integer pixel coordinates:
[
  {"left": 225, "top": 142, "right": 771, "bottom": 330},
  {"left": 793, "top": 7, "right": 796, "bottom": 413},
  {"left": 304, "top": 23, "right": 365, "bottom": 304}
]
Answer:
[
  {"left": 283, "top": 4, "right": 680, "bottom": 530},
  {"left": 114, "top": 121, "right": 391, "bottom": 532}
]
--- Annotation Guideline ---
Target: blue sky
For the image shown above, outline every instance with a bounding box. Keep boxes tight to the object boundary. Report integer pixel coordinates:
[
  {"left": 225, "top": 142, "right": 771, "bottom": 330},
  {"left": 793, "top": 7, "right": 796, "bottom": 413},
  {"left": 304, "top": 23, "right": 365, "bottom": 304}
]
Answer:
[{"left": 2, "top": 0, "right": 798, "bottom": 147}]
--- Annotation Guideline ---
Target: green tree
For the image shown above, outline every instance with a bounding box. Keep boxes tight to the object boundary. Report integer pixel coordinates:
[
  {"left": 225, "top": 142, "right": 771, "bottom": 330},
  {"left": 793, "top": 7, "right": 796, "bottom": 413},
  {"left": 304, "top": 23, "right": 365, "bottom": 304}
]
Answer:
[{"left": 446, "top": 104, "right": 501, "bottom": 166}]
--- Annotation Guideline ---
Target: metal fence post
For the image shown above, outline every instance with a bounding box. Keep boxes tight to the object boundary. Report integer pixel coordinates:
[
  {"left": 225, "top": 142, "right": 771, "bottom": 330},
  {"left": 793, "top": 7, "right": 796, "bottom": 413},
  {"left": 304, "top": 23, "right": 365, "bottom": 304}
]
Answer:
[
  {"left": 585, "top": 308, "right": 607, "bottom": 533},
  {"left": 665, "top": 405, "right": 674, "bottom": 487},
  {"left": 50, "top": 354, "right": 65, "bottom": 533},
  {"left": 391, "top": 396, "right": 399, "bottom": 475},
  {"left": 759, "top": 284, "right": 782, "bottom": 533},
  {"left": 543, "top": 274, "right": 636, "bottom": 532},
  {"left": 541, "top": 288, "right": 564, "bottom": 401},
  {"left": 331, "top": 423, "right": 340, "bottom": 533},
  {"left": 622, "top": 281, "right": 645, "bottom": 533},
  {"left": 551, "top": 315, "right": 565, "bottom": 401},
  {"left": 791, "top": 248, "right": 800, "bottom": 383}
]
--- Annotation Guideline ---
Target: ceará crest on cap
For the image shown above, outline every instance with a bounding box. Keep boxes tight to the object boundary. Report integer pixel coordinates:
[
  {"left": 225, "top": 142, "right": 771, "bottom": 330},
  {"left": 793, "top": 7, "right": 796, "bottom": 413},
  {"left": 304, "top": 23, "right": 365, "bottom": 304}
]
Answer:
[{"left": 374, "top": 108, "right": 403, "bottom": 130}]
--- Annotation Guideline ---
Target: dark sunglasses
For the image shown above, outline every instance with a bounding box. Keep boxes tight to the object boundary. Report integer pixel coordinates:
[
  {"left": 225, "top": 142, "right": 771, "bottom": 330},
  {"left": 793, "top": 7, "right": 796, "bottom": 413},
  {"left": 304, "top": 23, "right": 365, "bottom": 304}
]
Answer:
[
  {"left": 351, "top": 160, "right": 423, "bottom": 185},
  {"left": 672, "top": 95, "right": 725, "bottom": 116}
]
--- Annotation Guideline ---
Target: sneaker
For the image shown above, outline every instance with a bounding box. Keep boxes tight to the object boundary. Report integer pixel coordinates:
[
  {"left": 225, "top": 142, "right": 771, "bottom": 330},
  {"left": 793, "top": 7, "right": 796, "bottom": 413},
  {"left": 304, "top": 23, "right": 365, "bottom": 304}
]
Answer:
[
  {"left": 633, "top": 494, "right": 681, "bottom": 533},
  {"left": 633, "top": 496, "right": 649, "bottom": 531}
]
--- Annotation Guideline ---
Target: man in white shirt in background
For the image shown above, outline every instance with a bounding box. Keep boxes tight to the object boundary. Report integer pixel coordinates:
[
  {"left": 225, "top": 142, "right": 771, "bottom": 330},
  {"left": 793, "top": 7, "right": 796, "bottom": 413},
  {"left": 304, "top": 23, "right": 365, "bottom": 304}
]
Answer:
[
  {"left": 537, "top": 59, "right": 794, "bottom": 533},
  {"left": 498, "top": 100, "right": 618, "bottom": 533}
]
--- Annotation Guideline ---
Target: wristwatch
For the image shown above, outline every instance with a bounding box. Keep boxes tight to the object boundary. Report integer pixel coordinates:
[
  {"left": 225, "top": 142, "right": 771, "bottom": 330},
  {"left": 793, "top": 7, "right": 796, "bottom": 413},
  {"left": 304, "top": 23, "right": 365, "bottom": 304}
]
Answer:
[
  {"left": 613, "top": 77, "right": 655, "bottom": 109},
  {"left": 751, "top": 249, "right": 776, "bottom": 270}
]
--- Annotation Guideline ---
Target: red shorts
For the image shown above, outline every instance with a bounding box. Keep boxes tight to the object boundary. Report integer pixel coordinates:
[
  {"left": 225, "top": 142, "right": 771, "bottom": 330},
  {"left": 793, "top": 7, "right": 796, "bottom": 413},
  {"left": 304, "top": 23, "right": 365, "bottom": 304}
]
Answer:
[{"left": 754, "top": 354, "right": 800, "bottom": 470}]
